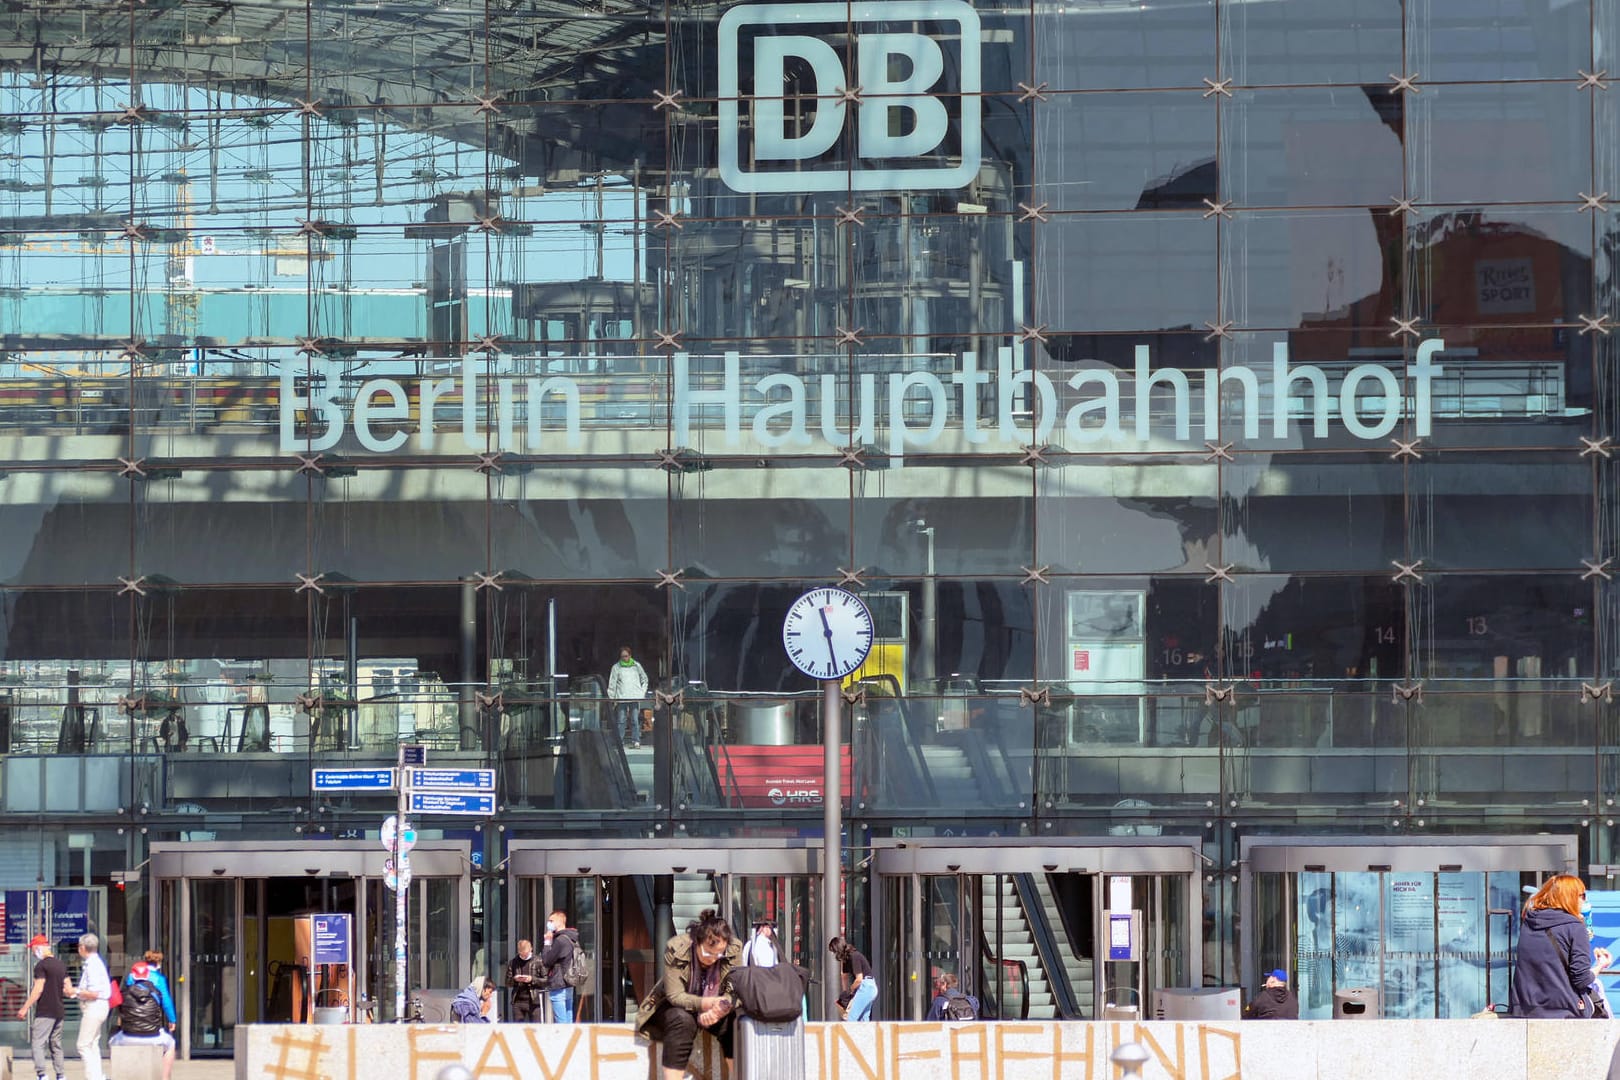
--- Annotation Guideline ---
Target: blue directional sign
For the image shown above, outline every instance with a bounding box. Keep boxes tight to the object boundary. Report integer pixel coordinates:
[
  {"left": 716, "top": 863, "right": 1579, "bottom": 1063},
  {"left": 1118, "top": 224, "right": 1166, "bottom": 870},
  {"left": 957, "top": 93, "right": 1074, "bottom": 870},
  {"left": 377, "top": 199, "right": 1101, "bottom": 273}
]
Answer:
[
  {"left": 312, "top": 768, "right": 396, "bottom": 792},
  {"left": 401, "top": 744, "right": 427, "bottom": 766},
  {"left": 409, "top": 791, "right": 496, "bottom": 816},
  {"left": 407, "top": 768, "right": 495, "bottom": 792}
]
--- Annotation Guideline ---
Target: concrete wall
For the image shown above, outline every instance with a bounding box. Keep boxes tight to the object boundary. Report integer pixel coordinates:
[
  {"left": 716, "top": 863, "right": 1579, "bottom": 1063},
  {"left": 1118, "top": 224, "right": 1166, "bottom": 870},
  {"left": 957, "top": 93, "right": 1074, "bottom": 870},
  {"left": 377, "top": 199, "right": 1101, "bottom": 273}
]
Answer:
[{"left": 235, "top": 1019, "right": 1620, "bottom": 1080}]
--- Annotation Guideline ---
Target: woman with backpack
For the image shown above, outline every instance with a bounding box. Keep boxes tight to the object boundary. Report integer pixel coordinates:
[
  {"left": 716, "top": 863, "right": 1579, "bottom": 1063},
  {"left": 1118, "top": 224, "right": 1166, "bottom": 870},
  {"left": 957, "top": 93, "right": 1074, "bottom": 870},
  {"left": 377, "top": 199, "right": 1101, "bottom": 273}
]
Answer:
[
  {"left": 925, "top": 973, "right": 979, "bottom": 1022},
  {"left": 110, "top": 961, "right": 176, "bottom": 1080}
]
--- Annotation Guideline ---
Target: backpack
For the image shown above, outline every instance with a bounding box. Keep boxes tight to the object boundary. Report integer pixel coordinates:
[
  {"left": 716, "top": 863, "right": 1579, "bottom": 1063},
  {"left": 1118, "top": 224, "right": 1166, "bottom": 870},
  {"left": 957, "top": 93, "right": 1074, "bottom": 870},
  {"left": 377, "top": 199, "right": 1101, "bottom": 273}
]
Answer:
[
  {"left": 119, "top": 979, "right": 164, "bottom": 1036},
  {"left": 562, "top": 942, "right": 591, "bottom": 989},
  {"left": 941, "top": 991, "right": 977, "bottom": 1022}
]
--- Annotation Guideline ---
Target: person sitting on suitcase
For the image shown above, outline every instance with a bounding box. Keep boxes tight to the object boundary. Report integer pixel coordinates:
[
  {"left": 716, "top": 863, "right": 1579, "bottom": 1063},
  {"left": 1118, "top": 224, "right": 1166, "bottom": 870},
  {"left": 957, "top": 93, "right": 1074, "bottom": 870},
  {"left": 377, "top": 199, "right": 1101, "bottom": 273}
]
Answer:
[
  {"left": 635, "top": 909, "right": 741, "bottom": 1080},
  {"left": 925, "top": 973, "right": 979, "bottom": 1022}
]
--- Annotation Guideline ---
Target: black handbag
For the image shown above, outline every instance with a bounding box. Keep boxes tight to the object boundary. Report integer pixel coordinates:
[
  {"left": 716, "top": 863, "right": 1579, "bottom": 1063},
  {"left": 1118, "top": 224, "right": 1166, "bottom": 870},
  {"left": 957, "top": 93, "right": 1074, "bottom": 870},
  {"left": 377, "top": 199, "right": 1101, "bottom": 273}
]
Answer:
[{"left": 728, "top": 964, "right": 808, "bottom": 1022}]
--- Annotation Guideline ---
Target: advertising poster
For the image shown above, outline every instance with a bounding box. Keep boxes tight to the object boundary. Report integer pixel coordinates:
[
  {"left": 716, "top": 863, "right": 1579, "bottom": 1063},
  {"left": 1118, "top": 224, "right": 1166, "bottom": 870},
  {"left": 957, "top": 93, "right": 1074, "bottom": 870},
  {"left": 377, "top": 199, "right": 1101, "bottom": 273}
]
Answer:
[
  {"left": 723, "top": 746, "right": 853, "bottom": 808},
  {"left": 1296, "top": 871, "right": 1335, "bottom": 1019},
  {"left": 1586, "top": 890, "right": 1620, "bottom": 1005},
  {"left": 1383, "top": 874, "right": 1435, "bottom": 1018},
  {"left": 312, "top": 914, "right": 351, "bottom": 966},
  {"left": 1436, "top": 873, "right": 1488, "bottom": 1017}
]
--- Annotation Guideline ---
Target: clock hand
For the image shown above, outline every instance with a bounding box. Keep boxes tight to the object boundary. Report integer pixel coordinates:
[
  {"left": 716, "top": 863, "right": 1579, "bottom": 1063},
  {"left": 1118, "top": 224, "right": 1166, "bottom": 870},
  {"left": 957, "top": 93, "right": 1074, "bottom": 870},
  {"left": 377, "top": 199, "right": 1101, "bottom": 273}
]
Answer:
[{"left": 819, "top": 607, "right": 839, "bottom": 670}]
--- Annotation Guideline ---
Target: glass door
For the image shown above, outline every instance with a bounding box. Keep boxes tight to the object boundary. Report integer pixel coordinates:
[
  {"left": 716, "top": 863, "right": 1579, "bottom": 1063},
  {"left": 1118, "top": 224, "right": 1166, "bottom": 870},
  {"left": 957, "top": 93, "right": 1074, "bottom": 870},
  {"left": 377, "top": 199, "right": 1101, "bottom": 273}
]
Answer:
[
  {"left": 872, "top": 841, "right": 1203, "bottom": 1022},
  {"left": 187, "top": 879, "right": 238, "bottom": 1057},
  {"left": 728, "top": 873, "right": 821, "bottom": 988},
  {"left": 1261, "top": 868, "right": 1525, "bottom": 1018}
]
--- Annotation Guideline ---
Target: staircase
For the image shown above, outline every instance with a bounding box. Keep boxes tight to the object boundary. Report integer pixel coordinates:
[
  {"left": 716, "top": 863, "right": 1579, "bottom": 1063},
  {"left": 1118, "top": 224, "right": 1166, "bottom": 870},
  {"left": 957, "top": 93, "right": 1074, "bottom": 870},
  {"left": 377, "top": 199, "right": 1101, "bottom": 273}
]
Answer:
[
  {"left": 981, "top": 876, "right": 1056, "bottom": 1019},
  {"left": 1030, "top": 874, "right": 1094, "bottom": 1017},
  {"left": 921, "top": 744, "right": 985, "bottom": 804},
  {"left": 672, "top": 873, "right": 721, "bottom": 933},
  {"left": 624, "top": 745, "right": 654, "bottom": 801}
]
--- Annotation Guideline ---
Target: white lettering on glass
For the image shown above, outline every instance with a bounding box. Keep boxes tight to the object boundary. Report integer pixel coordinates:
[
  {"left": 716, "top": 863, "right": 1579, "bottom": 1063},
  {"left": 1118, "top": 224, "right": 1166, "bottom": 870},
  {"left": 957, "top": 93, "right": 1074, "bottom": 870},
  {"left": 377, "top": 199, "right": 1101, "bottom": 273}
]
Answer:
[
  {"left": 716, "top": 1, "right": 982, "bottom": 193},
  {"left": 279, "top": 339, "right": 1450, "bottom": 461}
]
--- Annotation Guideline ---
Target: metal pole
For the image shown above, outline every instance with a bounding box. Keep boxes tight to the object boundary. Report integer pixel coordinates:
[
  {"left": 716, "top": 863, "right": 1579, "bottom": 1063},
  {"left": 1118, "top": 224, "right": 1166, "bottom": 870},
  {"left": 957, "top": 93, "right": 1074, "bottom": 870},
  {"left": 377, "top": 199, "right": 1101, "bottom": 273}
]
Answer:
[
  {"left": 822, "top": 677, "right": 841, "bottom": 1019},
  {"left": 459, "top": 577, "right": 478, "bottom": 750},
  {"left": 922, "top": 526, "right": 936, "bottom": 683},
  {"left": 394, "top": 753, "right": 409, "bottom": 1021}
]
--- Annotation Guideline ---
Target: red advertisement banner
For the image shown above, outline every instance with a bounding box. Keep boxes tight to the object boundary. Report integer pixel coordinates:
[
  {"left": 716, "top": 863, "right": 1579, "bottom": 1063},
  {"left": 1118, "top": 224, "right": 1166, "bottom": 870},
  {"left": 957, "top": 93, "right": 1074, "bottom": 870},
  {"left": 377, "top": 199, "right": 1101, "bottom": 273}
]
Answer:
[{"left": 722, "top": 745, "right": 855, "bottom": 808}]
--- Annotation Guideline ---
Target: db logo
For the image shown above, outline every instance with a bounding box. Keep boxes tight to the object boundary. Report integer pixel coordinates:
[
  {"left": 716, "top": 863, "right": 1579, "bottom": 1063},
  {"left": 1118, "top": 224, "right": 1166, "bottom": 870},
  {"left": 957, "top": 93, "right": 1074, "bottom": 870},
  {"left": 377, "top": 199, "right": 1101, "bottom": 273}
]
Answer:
[{"left": 718, "top": 1, "right": 982, "bottom": 193}]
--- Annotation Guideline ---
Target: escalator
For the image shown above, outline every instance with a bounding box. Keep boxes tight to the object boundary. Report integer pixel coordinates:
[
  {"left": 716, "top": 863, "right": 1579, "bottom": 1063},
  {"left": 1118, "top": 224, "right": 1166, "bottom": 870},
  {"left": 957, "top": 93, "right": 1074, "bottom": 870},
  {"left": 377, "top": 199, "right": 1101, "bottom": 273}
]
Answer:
[
  {"left": 876, "top": 841, "right": 1201, "bottom": 1021},
  {"left": 1028, "top": 874, "right": 1096, "bottom": 1017},
  {"left": 853, "top": 676, "right": 1024, "bottom": 812}
]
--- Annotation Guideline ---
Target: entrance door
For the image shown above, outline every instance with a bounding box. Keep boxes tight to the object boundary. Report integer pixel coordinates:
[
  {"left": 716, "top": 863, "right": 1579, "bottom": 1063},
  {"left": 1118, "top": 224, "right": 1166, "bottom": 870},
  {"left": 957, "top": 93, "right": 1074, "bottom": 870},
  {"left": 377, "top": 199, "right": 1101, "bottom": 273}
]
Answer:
[
  {"left": 1242, "top": 835, "right": 1576, "bottom": 1018},
  {"left": 152, "top": 840, "right": 473, "bottom": 1058},
  {"left": 509, "top": 840, "right": 825, "bottom": 1021},
  {"left": 873, "top": 839, "right": 1201, "bottom": 1021}
]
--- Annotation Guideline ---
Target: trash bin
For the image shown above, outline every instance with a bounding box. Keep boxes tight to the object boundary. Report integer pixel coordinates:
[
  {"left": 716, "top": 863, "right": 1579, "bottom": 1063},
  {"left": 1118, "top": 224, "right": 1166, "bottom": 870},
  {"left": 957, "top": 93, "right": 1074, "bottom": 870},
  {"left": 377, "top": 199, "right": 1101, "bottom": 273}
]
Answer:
[
  {"left": 1101, "top": 985, "right": 1140, "bottom": 1021},
  {"left": 1334, "top": 987, "right": 1381, "bottom": 1019},
  {"left": 732, "top": 701, "right": 794, "bottom": 745},
  {"left": 312, "top": 988, "right": 349, "bottom": 1025}
]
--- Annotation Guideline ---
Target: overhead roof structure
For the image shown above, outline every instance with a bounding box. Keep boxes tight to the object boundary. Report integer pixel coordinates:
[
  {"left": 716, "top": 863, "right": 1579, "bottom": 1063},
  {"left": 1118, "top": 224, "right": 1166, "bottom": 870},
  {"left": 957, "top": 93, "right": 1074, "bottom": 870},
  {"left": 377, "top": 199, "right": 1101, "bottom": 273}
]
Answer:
[{"left": 0, "top": 0, "right": 674, "bottom": 181}]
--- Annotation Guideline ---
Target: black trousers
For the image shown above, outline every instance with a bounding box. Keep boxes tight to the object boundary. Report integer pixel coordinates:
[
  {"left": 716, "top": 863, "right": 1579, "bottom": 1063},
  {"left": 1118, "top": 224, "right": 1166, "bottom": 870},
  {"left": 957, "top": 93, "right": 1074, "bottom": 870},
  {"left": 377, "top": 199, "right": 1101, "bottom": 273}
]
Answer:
[
  {"left": 511, "top": 994, "right": 541, "bottom": 1022},
  {"left": 646, "top": 1001, "right": 734, "bottom": 1070}
]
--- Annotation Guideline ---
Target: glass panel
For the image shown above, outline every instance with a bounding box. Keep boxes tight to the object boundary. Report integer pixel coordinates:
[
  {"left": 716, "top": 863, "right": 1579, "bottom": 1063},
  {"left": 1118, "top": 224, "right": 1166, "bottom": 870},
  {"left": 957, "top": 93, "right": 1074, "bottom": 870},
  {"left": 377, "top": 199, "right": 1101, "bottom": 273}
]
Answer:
[
  {"left": 1409, "top": 84, "right": 1591, "bottom": 205},
  {"left": 1381, "top": 871, "right": 1435, "bottom": 1019},
  {"left": 1034, "top": 0, "right": 1216, "bottom": 91},
  {"left": 1035, "top": 93, "right": 1215, "bottom": 213},
  {"left": 421, "top": 878, "right": 457, "bottom": 994},
  {"left": 1331, "top": 871, "right": 1381, "bottom": 1012},
  {"left": 1436, "top": 871, "right": 1488, "bottom": 1018},
  {"left": 1408, "top": 0, "right": 1593, "bottom": 83},
  {"left": 1223, "top": 89, "right": 1405, "bottom": 208},
  {"left": 188, "top": 878, "right": 237, "bottom": 1055},
  {"left": 1221, "top": 0, "right": 1403, "bottom": 86}
]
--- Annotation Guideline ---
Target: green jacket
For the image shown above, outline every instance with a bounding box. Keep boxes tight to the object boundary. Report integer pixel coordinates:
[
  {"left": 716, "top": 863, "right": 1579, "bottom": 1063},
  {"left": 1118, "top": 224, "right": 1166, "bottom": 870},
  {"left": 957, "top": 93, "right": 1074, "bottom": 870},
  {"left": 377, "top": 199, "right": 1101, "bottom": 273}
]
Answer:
[{"left": 634, "top": 933, "right": 743, "bottom": 1037}]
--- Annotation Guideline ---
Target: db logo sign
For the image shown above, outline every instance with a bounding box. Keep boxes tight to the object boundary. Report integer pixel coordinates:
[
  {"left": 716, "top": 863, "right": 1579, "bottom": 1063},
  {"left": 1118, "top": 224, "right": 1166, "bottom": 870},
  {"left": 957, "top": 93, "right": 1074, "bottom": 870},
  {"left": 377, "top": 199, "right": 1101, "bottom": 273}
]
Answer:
[{"left": 718, "top": 1, "right": 982, "bottom": 193}]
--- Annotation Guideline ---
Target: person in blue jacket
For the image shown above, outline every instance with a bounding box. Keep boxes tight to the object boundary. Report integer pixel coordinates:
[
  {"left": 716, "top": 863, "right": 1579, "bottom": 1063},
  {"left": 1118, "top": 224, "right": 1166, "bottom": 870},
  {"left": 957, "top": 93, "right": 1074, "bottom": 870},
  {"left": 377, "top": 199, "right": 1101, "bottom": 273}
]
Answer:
[
  {"left": 451, "top": 976, "right": 494, "bottom": 1023},
  {"left": 1510, "top": 874, "right": 1611, "bottom": 1017},
  {"left": 110, "top": 958, "right": 177, "bottom": 1080}
]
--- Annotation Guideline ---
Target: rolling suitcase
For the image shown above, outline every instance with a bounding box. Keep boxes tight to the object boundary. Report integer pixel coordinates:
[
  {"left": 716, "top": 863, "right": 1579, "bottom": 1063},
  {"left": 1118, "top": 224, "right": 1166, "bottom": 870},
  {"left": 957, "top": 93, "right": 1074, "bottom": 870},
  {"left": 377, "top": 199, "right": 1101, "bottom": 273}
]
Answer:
[{"left": 735, "top": 1013, "right": 806, "bottom": 1080}]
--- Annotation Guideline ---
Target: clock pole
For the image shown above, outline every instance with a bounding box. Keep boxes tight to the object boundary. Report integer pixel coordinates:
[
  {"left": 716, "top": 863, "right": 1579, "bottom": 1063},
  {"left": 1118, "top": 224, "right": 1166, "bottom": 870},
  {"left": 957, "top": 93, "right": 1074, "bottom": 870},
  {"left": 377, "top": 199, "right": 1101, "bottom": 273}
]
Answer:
[{"left": 822, "top": 674, "right": 841, "bottom": 1021}]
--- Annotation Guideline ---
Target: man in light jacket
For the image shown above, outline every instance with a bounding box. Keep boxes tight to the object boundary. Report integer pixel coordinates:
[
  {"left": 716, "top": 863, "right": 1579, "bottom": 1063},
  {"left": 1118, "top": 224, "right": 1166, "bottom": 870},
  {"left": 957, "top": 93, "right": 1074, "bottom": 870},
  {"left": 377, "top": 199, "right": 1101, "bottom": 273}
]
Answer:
[{"left": 72, "top": 934, "right": 112, "bottom": 1080}]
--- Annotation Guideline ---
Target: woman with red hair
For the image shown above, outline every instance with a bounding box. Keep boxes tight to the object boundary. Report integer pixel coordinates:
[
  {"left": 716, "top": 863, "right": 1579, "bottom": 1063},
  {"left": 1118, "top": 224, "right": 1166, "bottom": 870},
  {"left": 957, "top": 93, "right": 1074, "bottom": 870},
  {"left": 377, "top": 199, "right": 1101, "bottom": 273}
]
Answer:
[{"left": 1510, "top": 874, "right": 1609, "bottom": 1017}]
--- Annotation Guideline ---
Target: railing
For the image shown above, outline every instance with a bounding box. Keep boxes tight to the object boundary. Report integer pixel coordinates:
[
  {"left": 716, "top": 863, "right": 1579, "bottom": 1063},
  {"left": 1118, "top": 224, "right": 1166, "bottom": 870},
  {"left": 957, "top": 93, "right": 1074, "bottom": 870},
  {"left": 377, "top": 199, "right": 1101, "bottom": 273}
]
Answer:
[{"left": 0, "top": 355, "right": 1582, "bottom": 439}]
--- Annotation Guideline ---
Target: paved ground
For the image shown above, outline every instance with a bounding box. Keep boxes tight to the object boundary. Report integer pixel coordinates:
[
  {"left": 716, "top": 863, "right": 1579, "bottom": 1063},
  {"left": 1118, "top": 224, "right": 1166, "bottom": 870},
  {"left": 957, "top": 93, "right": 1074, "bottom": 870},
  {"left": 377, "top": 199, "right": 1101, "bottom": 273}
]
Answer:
[{"left": 21, "top": 1059, "right": 237, "bottom": 1079}]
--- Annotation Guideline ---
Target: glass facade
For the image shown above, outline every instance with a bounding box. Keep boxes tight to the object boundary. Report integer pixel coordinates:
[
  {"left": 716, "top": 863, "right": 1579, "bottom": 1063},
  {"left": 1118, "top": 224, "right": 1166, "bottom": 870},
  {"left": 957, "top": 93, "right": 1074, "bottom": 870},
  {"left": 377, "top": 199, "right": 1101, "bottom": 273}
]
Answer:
[{"left": 0, "top": 0, "right": 1618, "bottom": 1037}]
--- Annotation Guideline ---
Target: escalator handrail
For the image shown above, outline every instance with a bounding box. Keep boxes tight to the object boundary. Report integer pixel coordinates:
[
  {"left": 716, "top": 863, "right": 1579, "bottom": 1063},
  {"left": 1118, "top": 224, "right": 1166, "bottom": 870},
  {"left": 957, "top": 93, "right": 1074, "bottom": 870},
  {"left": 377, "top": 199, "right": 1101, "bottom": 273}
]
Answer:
[
  {"left": 977, "top": 940, "right": 1030, "bottom": 1021},
  {"left": 1012, "top": 874, "right": 1085, "bottom": 1020},
  {"left": 858, "top": 693, "right": 937, "bottom": 806}
]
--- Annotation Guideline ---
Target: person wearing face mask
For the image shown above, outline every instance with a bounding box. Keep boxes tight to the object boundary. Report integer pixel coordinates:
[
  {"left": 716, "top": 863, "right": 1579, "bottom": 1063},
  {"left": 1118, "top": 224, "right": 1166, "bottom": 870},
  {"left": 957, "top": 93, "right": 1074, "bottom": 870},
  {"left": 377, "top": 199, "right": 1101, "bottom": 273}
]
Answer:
[
  {"left": 635, "top": 909, "right": 740, "bottom": 1080},
  {"left": 607, "top": 646, "right": 649, "bottom": 750},
  {"left": 539, "top": 911, "right": 580, "bottom": 1023},
  {"left": 16, "top": 935, "right": 70, "bottom": 1080},
  {"left": 506, "top": 939, "right": 545, "bottom": 1022}
]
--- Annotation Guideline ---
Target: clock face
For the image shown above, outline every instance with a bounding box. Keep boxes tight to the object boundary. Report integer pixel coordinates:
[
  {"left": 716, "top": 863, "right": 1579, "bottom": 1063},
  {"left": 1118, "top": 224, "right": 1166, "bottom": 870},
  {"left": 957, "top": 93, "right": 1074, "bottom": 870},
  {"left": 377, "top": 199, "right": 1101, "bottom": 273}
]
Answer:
[{"left": 782, "top": 588, "right": 875, "bottom": 681}]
